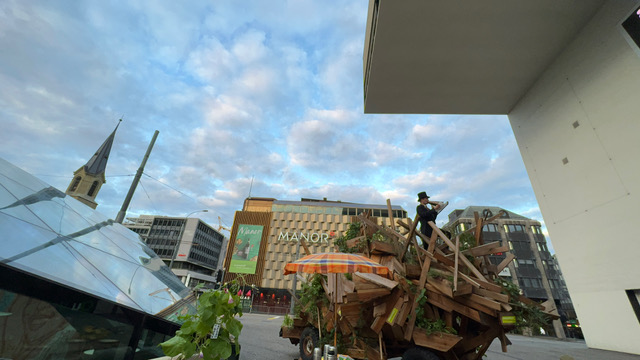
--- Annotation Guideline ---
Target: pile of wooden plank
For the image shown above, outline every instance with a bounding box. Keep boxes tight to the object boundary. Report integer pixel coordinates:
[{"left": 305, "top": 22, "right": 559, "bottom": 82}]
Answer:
[{"left": 285, "top": 205, "right": 557, "bottom": 360}]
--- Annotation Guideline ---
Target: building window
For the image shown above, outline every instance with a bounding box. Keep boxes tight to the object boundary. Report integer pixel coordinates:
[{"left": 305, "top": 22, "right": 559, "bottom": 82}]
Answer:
[
  {"left": 70, "top": 176, "right": 81, "bottom": 191},
  {"left": 505, "top": 224, "right": 524, "bottom": 233},
  {"left": 537, "top": 242, "right": 548, "bottom": 253},
  {"left": 87, "top": 181, "right": 99, "bottom": 196},
  {"left": 482, "top": 223, "right": 498, "bottom": 232},
  {"left": 531, "top": 225, "right": 542, "bottom": 234}
]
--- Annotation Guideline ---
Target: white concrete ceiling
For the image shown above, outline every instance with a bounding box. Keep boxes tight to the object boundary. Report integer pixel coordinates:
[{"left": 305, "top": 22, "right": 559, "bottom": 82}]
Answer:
[{"left": 363, "top": 0, "right": 606, "bottom": 114}]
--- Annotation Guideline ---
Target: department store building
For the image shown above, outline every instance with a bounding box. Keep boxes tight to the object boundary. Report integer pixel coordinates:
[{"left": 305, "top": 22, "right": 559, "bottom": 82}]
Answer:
[{"left": 221, "top": 197, "right": 408, "bottom": 313}]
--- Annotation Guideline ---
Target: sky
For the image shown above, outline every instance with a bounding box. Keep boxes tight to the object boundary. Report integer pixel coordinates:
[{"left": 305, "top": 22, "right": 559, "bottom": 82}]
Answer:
[{"left": 0, "top": 1, "right": 551, "bottom": 248}]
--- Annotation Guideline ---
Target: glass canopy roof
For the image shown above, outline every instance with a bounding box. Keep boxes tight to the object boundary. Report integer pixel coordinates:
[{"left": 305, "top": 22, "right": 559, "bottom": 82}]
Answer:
[{"left": 0, "top": 157, "right": 191, "bottom": 316}]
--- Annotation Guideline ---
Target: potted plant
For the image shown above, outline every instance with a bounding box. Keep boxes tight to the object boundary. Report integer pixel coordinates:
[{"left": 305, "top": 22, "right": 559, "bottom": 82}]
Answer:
[{"left": 160, "top": 281, "right": 243, "bottom": 360}]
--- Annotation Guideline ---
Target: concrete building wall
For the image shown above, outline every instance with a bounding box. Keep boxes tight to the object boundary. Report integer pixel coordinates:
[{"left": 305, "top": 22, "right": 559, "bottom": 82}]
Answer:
[{"left": 508, "top": 0, "right": 640, "bottom": 352}]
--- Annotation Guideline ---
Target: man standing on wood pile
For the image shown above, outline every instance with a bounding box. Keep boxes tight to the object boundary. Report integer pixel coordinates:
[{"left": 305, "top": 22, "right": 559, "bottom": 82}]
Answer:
[{"left": 417, "top": 191, "right": 442, "bottom": 239}]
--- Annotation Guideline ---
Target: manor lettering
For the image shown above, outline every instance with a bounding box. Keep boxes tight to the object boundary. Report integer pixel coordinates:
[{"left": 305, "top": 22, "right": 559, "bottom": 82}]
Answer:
[{"left": 277, "top": 231, "right": 330, "bottom": 244}]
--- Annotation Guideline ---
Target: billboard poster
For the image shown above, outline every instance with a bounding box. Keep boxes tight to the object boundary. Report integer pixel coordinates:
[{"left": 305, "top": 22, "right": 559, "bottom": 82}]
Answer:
[{"left": 229, "top": 224, "right": 263, "bottom": 274}]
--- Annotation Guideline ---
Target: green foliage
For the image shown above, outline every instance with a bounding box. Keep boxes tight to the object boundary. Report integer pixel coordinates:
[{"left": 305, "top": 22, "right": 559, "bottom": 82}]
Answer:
[
  {"left": 371, "top": 230, "right": 391, "bottom": 243},
  {"left": 494, "top": 277, "right": 550, "bottom": 332},
  {"left": 427, "top": 269, "right": 454, "bottom": 283},
  {"left": 414, "top": 289, "right": 457, "bottom": 335},
  {"left": 404, "top": 246, "right": 418, "bottom": 265},
  {"left": 160, "top": 280, "right": 243, "bottom": 360},
  {"left": 282, "top": 314, "right": 294, "bottom": 329},
  {"left": 457, "top": 232, "right": 476, "bottom": 251},
  {"left": 294, "top": 274, "right": 329, "bottom": 323},
  {"left": 334, "top": 222, "right": 364, "bottom": 253}
]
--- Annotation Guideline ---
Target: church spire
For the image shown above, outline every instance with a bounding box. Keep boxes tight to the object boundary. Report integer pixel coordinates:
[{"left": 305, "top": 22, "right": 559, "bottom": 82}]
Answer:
[
  {"left": 65, "top": 119, "right": 122, "bottom": 209},
  {"left": 84, "top": 119, "right": 121, "bottom": 176}
]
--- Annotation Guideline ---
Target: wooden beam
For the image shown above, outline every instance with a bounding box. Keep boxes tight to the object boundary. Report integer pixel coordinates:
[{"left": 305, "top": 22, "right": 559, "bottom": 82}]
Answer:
[
  {"left": 461, "top": 241, "right": 504, "bottom": 257},
  {"left": 454, "top": 235, "right": 460, "bottom": 292},
  {"left": 472, "top": 287, "right": 509, "bottom": 303},
  {"left": 370, "top": 241, "right": 397, "bottom": 255},
  {"left": 400, "top": 214, "right": 420, "bottom": 261},
  {"left": 386, "top": 199, "right": 395, "bottom": 230},
  {"left": 403, "top": 230, "right": 438, "bottom": 341},
  {"left": 426, "top": 292, "right": 482, "bottom": 323},
  {"left": 496, "top": 253, "right": 516, "bottom": 274},
  {"left": 455, "top": 326, "right": 499, "bottom": 354},
  {"left": 357, "top": 288, "right": 391, "bottom": 302},
  {"left": 460, "top": 210, "right": 506, "bottom": 236},
  {"left": 430, "top": 222, "right": 486, "bottom": 281},
  {"left": 412, "top": 328, "right": 462, "bottom": 352},
  {"left": 354, "top": 272, "right": 399, "bottom": 290},
  {"left": 473, "top": 213, "right": 483, "bottom": 246},
  {"left": 298, "top": 237, "right": 311, "bottom": 256}
]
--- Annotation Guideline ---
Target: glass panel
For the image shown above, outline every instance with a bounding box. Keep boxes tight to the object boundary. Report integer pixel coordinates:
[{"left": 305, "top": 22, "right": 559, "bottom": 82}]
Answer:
[
  {"left": 0, "top": 157, "right": 192, "bottom": 318},
  {"left": 0, "top": 212, "right": 62, "bottom": 260},
  {"left": 0, "top": 202, "right": 53, "bottom": 232}
]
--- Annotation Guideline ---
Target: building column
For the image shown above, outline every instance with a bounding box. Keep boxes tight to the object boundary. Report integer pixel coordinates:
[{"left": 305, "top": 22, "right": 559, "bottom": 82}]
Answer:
[{"left": 527, "top": 227, "right": 565, "bottom": 339}]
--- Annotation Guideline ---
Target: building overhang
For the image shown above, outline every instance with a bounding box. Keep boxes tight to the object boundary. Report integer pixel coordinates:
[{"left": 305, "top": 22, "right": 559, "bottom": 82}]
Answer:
[{"left": 363, "top": 0, "right": 606, "bottom": 114}]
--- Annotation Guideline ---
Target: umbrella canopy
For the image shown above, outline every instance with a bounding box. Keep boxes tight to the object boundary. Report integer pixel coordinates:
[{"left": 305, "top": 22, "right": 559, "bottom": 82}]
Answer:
[{"left": 284, "top": 252, "right": 389, "bottom": 276}]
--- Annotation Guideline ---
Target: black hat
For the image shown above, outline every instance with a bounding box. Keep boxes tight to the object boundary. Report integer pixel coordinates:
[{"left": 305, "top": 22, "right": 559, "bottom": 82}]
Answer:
[{"left": 417, "top": 191, "right": 429, "bottom": 201}]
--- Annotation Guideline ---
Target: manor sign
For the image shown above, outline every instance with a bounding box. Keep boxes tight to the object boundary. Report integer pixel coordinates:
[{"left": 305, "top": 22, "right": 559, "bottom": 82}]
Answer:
[{"left": 277, "top": 231, "right": 332, "bottom": 244}]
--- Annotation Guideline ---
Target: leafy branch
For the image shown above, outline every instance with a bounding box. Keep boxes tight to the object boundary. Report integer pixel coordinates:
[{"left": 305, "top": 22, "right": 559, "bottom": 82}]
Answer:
[{"left": 160, "top": 280, "right": 244, "bottom": 360}]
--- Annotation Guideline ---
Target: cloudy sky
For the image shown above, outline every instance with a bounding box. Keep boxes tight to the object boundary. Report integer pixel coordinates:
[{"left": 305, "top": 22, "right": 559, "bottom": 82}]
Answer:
[{"left": 0, "top": 1, "right": 550, "bottom": 247}]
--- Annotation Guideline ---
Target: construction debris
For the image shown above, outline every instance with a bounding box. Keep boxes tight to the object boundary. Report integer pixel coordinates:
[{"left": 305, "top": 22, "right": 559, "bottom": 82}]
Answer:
[{"left": 281, "top": 206, "right": 556, "bottom": 360}]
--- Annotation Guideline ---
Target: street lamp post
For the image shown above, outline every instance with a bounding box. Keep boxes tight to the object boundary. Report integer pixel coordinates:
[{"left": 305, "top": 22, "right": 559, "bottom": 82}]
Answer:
[{"left": 168, "top": 209, "right": 208, "bottom": 270}]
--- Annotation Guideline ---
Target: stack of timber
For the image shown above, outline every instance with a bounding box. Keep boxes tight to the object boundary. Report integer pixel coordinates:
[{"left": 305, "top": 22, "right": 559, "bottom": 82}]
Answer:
[{"left": 283, "top": 205, "right": 558, "bottom": 360}]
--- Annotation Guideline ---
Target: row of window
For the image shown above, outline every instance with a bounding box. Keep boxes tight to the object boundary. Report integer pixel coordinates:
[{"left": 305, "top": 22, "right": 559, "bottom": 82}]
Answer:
[
  {"left": 148, "top": 229, "right": 179, "bottom": 238},
  {"left": 153, "top": 219, "right": 184, "bottom": 227},
  {"left": 196, "top": 222, "right": 225, "bottom": 239},
  {"left": 271, "top": 204, "right": 407, "bottom": 219},
  {"left": 146, "top": 238, "right": 176, "bottom": 247},
  {"left": 514, "top": 259, "right": 537, "bottom": 268},
  {"left": 189, "top": 252, "right": 218, "bottom": 267},
  {"left": 455, "top": 222, "right": 543, "bottom": 234},
  {"left": 512, "top": 257, "right": 559, "bottom": 269},
  {"left": 152, "top": 247, "right": 174, "bottom": 257},
  {"left": 519, "top": 277, "right": 544, "bottom": 288}
]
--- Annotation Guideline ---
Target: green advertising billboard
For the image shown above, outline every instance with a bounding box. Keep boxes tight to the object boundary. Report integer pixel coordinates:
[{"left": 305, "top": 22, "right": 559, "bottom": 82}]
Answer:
[{"left": 229, "top": 224, "right": 263, "bottom": 274}]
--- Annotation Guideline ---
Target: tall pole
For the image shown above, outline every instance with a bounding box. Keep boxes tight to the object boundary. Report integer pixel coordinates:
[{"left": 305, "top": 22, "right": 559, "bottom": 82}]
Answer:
[
  {"left": 289, "top": 240, "right": 300, "bottom": 315},
  {"left": 115, "top": 130, "right": 159, "bottom": 223},
  {"left": 168, "top": 210, "right": 208, "bottom": 270}
]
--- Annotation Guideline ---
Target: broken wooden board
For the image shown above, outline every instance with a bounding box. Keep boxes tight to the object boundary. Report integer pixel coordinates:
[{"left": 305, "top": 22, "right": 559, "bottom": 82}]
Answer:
[
  {"left": 354, "top": 272, "right": 399, "bottom": 290},
  {"left": 412, "top": 328, "right": 463, "bottom": 352}
]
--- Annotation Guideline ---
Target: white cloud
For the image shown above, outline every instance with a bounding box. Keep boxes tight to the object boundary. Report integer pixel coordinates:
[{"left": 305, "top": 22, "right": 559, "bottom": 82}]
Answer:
[{"left": 0, "top": 1, "right": 547, "bottom": 244}]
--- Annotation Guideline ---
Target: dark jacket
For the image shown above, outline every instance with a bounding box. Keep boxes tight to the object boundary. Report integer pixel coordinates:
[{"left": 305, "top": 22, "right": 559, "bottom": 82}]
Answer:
[{"left": 417, "top": 204, "right": 438, "bottom": 238}]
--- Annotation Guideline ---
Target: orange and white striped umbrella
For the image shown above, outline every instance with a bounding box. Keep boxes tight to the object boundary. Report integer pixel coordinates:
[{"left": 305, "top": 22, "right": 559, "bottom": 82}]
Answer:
[{"left": 283, "top": 252, "right": 389, "bottom": 276}]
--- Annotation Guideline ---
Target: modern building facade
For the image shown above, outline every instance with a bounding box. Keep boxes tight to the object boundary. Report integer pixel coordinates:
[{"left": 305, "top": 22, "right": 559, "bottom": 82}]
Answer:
[
  {"left": 125, "top": 215, "right": 226, "bottom": 289},
  {"left": 221, "top": 197, "right": 408, "bottom": 313},
  {"left": 445, "top": 206, "right": 577, "bottom": 338},
  {"left": 362, "top": 0, "right": 640, "bottom": 353}
]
